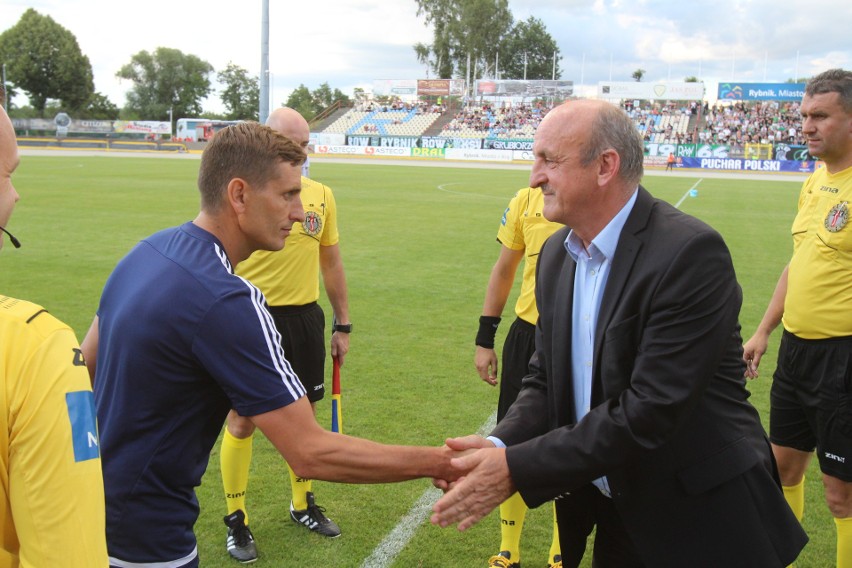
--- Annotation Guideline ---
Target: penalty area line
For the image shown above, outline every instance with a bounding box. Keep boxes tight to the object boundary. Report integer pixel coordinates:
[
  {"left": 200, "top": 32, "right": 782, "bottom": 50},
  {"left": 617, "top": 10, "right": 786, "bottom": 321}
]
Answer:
[{"left": 360, "top": 410, "right": 499, "bottom": 568}]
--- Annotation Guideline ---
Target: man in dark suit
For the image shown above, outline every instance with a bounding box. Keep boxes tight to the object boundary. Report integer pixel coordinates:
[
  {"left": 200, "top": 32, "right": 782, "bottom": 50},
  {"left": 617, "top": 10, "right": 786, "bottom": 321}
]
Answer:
[{"left": 431, "top": 99, "right": 808, "bottom": 567}]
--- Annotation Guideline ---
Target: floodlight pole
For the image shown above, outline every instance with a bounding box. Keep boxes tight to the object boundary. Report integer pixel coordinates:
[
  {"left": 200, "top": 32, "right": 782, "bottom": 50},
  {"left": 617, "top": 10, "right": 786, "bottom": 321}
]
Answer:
[{"left": 259, "top": 0, "right": 270, "bottom": 125}]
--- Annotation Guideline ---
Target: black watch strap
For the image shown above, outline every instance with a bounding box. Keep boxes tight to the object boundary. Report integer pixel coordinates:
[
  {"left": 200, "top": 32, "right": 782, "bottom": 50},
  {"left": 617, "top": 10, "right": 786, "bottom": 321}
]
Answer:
[{"left": 333, "top": 323, "right": 352, "bottom": 333}]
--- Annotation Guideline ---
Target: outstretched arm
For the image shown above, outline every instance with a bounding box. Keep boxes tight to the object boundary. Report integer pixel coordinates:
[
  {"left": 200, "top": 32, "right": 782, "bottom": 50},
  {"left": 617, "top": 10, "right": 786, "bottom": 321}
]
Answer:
[{"left": 251, "top": 397, "right": 464, "bottom": 483}]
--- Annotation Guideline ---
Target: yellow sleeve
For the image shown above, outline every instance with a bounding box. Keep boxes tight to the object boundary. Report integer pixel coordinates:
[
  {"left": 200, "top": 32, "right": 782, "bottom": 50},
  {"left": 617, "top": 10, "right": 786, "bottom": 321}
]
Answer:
[
  {"left": 497, "top": 189, "right": 527, "bottom": 251},
  {"left": 5, "top": 315, "right": 107, "bottom": 567},
  {"left": 320, "top": 184, "right": 340, "bottom": 247}
]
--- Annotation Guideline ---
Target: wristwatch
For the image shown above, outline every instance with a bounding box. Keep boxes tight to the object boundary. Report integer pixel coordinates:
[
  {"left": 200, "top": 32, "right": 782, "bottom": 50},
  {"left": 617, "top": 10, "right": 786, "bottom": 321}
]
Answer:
[{"left": 332, "top": 323, "right": 352, "bottom": 333}]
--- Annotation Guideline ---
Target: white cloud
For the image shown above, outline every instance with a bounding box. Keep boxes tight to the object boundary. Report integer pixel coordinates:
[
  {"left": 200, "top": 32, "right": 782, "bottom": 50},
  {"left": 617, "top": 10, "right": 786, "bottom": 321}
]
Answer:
[{"left": 2, "top": 0, "right": 851, "bottom": 114}]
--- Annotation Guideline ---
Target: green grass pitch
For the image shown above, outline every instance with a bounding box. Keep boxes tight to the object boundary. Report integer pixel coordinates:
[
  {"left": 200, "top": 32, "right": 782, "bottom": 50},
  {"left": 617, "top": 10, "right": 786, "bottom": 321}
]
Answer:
[{"left": 0, "top": 155, "right": 833, "bottom": 566}]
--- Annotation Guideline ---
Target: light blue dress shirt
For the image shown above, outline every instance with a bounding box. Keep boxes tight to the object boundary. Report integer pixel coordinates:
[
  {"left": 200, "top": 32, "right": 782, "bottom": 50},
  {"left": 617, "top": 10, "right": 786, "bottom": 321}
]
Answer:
[{"left": 566, "top": 189, "right": 638, "bottom": 496}]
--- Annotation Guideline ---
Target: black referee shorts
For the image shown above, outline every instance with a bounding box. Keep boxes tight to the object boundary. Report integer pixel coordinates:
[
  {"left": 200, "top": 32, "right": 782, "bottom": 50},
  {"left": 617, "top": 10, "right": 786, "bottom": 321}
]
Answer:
[
  {"left": 770, "top": 330, "right": 852, "bottom": 481},
  {"left": 267, "top": 302, "right": 327, "bottom": 403},
  {"left": 497, "top": 317, "right": 536, "bottom": 422}
]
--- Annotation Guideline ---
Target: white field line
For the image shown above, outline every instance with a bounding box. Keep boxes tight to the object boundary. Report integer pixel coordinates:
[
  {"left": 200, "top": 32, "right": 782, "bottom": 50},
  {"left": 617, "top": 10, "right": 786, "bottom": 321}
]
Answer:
[
  {"left": 673, "top": 178, "right": 703, "bottom": 209},
  {"left": 360, "top": 410, "right": 499, "bottom": 568}
]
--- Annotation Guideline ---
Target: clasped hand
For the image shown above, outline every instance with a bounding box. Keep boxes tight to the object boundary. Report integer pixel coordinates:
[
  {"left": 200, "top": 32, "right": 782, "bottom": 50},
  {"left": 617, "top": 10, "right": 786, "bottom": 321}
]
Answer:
[{"left": 431, "top": 435, "right": 516, "bottom": 531}]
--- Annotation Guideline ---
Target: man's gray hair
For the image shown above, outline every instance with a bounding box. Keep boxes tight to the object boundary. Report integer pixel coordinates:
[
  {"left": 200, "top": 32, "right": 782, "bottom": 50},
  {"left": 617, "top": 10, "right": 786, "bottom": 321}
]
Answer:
[{"left": 580, "top": 103, "right": 644, "bottom": 186}]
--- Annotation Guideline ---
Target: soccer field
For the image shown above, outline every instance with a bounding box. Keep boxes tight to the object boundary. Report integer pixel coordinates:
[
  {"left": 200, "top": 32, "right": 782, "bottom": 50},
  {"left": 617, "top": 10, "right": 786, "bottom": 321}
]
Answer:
[{"left": 0, "top": 155, "right": 833, "bottom": 566}]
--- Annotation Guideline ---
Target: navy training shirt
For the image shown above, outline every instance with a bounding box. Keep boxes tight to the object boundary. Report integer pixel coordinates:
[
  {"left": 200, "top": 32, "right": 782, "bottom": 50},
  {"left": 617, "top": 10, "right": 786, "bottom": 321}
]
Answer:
[{"left": 94, "top": 222, "right": 306, "bottom": 564}]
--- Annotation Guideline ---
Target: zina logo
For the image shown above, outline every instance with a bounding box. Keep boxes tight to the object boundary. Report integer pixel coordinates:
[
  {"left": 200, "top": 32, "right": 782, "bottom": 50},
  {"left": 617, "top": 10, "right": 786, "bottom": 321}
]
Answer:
[{"left": 825, "top": 451, "right": 846, "bottom": 464}]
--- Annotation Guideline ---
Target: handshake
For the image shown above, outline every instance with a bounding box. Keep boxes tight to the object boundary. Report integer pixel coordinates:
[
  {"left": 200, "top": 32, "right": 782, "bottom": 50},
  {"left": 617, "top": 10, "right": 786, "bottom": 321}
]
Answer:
[{"left": 431, "top": 435, "right": 516, "bottom": 531}]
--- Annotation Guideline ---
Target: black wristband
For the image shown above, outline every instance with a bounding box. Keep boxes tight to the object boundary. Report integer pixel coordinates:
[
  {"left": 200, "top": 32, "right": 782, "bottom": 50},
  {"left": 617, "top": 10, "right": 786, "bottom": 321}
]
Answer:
[{"left": 475, "top": 316, "right": 502, "bottom": 348}]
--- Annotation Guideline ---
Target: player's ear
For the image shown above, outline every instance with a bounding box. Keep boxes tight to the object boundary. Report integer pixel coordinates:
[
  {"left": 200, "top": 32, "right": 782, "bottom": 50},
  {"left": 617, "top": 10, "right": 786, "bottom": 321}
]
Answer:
[{"left": 226, "top": 177, "right": 249, "bottom": 214}]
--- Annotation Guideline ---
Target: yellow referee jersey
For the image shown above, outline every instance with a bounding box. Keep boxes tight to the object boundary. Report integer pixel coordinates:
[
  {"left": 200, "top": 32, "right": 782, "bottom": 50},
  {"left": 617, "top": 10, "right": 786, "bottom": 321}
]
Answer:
[
  {"left": 784, "top": 165, "right": 852, "bottom": 339},
  {"left": 0, "top": 296, "right": 107, "bottom": 567},
  {"left": 237, "top": 176, "right": 340, "bottom": 306},
  {"left": 497, "top": 187, "right": 562, "bottom": 325}
]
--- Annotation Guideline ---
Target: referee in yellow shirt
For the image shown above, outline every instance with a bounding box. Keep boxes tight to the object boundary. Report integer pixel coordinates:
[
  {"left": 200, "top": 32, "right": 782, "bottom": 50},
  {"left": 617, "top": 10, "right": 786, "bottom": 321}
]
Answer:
[
  {"left": 0, "top": 103, "right": 107, "bottom": 566},
  {"left": 475, "top": 187, "right": 564, "bottom": 568}
]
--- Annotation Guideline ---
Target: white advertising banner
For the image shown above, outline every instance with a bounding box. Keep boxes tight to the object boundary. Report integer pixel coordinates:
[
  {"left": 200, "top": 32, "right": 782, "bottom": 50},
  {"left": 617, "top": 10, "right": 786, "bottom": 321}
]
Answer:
[
  {"left": 372, "top": 80, "right": 418, "bottom": 96},
  {"left": 313, "top": 144, "right": 412, "bottom": 157},
  {"left": 311, "top": 132, "right": 346, "bottom": 146},
  {"left": 598, "top": 81, "right": 706, "bottom": 101},
  {"left": 445, "top": 148, "right": 513, "bottom": 162}
]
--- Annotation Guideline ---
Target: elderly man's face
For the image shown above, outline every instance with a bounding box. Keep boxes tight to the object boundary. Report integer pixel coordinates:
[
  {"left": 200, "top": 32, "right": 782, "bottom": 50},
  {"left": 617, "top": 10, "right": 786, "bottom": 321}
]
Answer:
[
  {"left": 0, "top": 110, "right": 20, "bottom": 251},
  {"left": 528, "top": 105, "right": 598, "bottom": 227}
]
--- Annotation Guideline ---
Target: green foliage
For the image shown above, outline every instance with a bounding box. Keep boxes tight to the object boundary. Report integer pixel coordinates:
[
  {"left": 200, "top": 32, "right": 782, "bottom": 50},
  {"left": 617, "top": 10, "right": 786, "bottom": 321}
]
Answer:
[
  {"left": 284, "top": 83, "right": 350, "bottom": 121},
  {"left": 0, "top": 158, "right": 833, "bottom": 567},
  {"left": 80, "top": 92, "right": 120, "bottom": 120},
  {"left": 684, "top": 76, "right": 699, "bottom": 83},
  {"left": 632, "top": 68, "right": 646, "bottom": 82},
  {"left": 414, "top": 0, "right": 513, "bottom": 80},
  {"left": 117, "top": 47, "right": 213, "bottom": 120},
  {"left": 217, "top": 63, "right": 259, "bottom": 121},
  {"left": 284, "top": 84, "right": 315, "bottom": 120},
  {"left": 497, "top": 16, "right": 561, "bottom": 80},
  {"left": 0, "top": 8, "right": 94, "bottom": 114}
]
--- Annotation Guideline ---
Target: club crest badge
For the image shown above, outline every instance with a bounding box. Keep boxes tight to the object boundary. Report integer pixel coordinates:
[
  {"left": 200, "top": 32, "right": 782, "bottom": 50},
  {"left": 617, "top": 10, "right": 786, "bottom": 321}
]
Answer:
[
  {"left": 825, "top": 201, "right": 849, "bottom": 233},
  {"left": 303, "top": 211, "right": 323, "bottom": 237}
]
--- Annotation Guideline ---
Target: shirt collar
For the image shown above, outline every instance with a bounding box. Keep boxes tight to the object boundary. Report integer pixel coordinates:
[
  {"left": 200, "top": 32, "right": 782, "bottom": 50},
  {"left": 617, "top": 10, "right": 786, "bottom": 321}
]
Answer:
[{"left": 565, "top": 188, "right": 639, "bottom": 261}]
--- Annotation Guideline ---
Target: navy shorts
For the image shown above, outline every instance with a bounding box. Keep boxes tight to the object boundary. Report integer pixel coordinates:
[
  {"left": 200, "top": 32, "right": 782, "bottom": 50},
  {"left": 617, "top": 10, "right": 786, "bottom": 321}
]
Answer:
[
  {"left": 268, "top": 302, "right": 326, "bottom": 403},
  {"left": 497, "top": 317, "right": 536, "bottom": 422},
  {"left": 770, "top": 330, "right": 852, "bottom": 481}
]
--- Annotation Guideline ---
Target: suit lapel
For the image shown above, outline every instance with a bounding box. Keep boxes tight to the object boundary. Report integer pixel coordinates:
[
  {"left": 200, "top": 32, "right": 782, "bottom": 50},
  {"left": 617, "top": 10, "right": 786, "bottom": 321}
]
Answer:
[
  {"left": 592, "top": 187, "right": 654, "bottom": 400},
  {"left": 553, "top": 250, "right": 576, "bottom": 424}
]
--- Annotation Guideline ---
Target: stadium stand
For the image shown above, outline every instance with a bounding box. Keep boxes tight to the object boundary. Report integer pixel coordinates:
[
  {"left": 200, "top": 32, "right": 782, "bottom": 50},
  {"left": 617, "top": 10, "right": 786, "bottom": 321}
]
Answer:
[
  {"left": 321, "top": 100, "right": 444, "bottom": 137},
  {"left": 438, "top": 102, "right": 551, "bottom": 139},
  {"left": 314, "top": 96, "right": 807, "bottom": 164}
]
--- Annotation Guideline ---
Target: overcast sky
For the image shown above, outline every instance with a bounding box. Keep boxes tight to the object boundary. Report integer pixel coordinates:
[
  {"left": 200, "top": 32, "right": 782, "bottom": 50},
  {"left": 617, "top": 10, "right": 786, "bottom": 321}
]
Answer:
[{"left": 3, "top": 0, "right": 851, "bottom": 114}]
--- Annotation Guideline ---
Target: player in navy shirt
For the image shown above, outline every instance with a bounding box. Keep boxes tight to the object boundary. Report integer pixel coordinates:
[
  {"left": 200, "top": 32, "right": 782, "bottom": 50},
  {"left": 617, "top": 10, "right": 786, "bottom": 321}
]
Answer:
[{"left": 82, "top": 122, "right": 464, "bottom": 568}]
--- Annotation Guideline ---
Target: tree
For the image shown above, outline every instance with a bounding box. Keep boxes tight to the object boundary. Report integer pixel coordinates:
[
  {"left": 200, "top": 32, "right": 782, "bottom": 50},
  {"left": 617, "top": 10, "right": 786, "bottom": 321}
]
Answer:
[
  {"left": 80, "top": 92, "right": 120, "bottom": 120},
  {"left": 283, "top": 83, "right": 351, "bottom": 121},
  {"left": 217, "top": 63, "right": 259, "bottom": 121},
  {"left": 285, "top": 85, "right": 316, "bottom": 120},
  {"left": 497, "top": 16, "right": 561, "bottom": 80},
  {"left": 684, "top": 76, "right": 699, "bottom": 83},
  {"left": 632, "top": 69, "right": 646, "bottom": 82},
  {"left": 117, "top": 47, "right": 213, "bottom": 120},
  {"left": 0, "top": 8, "right": 94, "bottom": 115},
  {"left": 413, "top": 0, "right": 513, "bottom": 80}
]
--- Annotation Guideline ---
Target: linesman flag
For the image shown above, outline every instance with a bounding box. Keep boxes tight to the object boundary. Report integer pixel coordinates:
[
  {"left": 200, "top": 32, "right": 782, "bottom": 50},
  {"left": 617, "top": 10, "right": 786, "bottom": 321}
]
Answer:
[{"left": 331, "top": 356, "right": 343, "bottom": 433}]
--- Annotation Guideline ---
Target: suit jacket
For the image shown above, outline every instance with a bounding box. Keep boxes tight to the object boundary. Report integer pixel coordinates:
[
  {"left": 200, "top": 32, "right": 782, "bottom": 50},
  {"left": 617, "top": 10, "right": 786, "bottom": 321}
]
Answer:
[{"left": 492, "top": 187, "right": 807, "bottom": 566}]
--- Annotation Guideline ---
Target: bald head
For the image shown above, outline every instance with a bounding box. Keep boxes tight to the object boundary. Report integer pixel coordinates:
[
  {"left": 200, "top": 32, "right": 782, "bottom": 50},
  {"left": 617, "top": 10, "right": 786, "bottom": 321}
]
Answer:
[
  {"left": 540, "top": 99, "right": 644, "bottom": 187},
  {"left": 266, "top": 107, "right": 310, "bottom": 148}
]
